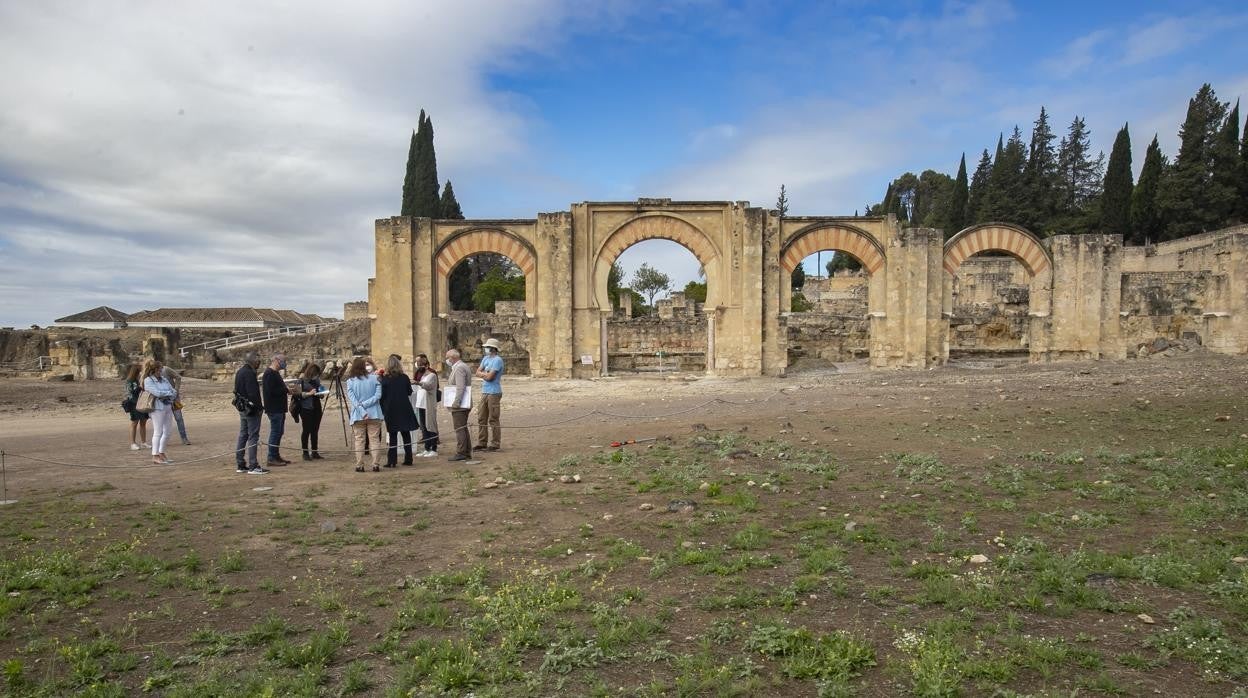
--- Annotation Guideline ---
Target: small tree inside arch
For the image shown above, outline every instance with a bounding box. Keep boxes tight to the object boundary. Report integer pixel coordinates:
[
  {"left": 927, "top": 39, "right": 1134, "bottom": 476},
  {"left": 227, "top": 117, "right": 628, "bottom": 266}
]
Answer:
[{"left": 631, "top": 263, "right": 671, "bottom": 309}]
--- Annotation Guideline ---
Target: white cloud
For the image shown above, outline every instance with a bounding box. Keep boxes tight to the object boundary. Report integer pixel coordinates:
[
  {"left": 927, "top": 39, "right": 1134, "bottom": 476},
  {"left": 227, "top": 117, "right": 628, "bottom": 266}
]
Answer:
[
  {"left": 1040, "top": 29, "right": 1111, "bottom": 78},
  {"left": 1121, "top": 16, "right": 1207, "bottom": 66},
  {"left": 0, "top": 0, "right": 579, "bottom": 325}
]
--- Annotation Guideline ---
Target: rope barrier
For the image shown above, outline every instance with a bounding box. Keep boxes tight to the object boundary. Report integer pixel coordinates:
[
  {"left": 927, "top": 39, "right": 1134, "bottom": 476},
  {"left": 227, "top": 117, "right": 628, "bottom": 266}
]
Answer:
[{"left": 0, "top": 386, "right": 796, "bottom": 471}]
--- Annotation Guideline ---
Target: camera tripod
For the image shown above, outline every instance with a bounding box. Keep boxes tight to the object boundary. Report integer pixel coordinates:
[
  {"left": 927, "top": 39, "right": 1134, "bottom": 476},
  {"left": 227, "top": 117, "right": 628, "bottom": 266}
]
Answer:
[{"left": 325, "top": 363, "right": 351, "bottom": 448}]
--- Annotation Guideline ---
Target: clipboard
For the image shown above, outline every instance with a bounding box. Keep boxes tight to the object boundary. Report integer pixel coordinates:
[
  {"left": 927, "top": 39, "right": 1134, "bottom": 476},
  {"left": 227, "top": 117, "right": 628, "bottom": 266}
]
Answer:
[{"left": 442, "top": 385, "right": 471, "bottom": 409}]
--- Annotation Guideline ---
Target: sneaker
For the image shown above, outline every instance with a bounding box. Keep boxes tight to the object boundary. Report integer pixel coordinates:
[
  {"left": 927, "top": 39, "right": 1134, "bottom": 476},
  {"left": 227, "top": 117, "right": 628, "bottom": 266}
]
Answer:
[
  {"left": 141, "top": 442, "right": 152, "bottom": 448},
  {"left": 486, "top": 446, "right": 500, "bottom": 452},
  {"left": 130, "top": 443, "right": 141, "bottom": 451},
  {"left": 236, "top": 466, "right": 249, "bottom": 473},
  {"left": 422, "top": 450, "right": 438, "bottom": 457},
  {"left": 182, "top": 440, "right": 192, "bottom": 446},
  {"left": 447, "top": 455, "right": 469, "bottom": 462},
  {"left": 247, "top": 466, "right": 270, "bottom": 475}
]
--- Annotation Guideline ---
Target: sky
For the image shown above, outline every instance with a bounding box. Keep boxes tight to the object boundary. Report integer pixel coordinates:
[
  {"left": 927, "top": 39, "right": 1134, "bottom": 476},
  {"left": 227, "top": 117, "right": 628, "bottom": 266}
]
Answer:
[{"left": 1, "top": 0, "right": 1245, "bottom": 326}]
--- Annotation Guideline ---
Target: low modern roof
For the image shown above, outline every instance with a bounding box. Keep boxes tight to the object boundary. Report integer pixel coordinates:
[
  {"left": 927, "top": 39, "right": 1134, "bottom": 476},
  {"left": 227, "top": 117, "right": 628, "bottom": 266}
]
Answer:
[
  {"left": 55, "top": 306, "right": 129, "bottom": 323},
  {"left": 128, "top": 307, "right": 274, "bottom": 323}
]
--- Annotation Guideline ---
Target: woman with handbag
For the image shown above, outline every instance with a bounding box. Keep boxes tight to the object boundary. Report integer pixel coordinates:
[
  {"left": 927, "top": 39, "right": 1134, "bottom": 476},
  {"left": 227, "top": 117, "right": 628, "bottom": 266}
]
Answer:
[
  {"left": 412, "top": 353, "right": 440, "bottom": 457},
  {"left": 140, "top": 358, "right": 178, "bottom": 464},
  {"left": 123, "top": 363, "right": 149, "bottom": 451},
  {"left": 297, "top": 362, "right": 325, "bottom": 460}
]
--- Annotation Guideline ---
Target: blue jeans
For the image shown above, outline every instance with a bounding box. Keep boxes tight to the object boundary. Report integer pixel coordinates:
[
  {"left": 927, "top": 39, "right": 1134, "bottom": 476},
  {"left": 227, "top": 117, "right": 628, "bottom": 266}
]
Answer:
[
  {"left": 266, "top": 412, "right": 286, "bottom": 460},
  {"left": 236, "top": 413, "right": 261, "bottom": 468},
  {"left": 172, "top": 408, "right": 188, "bottom": 442}
]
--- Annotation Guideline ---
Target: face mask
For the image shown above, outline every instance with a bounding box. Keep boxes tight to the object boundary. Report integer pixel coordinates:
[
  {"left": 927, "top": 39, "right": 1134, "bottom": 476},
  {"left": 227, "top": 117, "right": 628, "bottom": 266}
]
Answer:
[
  {"left": 365, "top": 365, "right": 374, "bottom": 373},
  {"left": 278, "top": 360, "right": 287, "bottom": 370},
  {"left": 445, "top": 359, "right": 453, "bottom": 367}
]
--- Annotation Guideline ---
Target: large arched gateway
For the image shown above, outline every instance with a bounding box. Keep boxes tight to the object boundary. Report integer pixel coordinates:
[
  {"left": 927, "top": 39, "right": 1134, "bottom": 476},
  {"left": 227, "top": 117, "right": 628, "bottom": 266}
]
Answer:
[{"left": 368, "top": 199, "right": 1248, "bottom": 377}]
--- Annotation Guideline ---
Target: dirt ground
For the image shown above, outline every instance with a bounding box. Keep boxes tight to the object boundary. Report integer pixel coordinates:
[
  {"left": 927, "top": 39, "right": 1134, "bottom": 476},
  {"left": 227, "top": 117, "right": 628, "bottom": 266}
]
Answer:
[
  {"left": 2, "top": 355, "right": 1247, "bottom": 696},
  {"left": 1, "top": 356, "right": 1244, "bottom": 501}
]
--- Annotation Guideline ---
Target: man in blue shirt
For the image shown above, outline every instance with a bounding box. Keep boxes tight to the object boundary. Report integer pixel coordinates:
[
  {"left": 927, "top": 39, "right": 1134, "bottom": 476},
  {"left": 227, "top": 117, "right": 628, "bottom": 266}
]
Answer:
[{"left": 474, "top": 338, "right": 504, "bottom": 451}]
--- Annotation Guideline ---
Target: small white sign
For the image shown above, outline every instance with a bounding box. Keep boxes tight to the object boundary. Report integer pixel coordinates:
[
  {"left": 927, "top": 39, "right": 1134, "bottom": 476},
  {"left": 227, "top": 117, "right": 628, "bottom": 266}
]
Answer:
[{"left": 580, "top": 355, "right": 594, "bottom": 365}]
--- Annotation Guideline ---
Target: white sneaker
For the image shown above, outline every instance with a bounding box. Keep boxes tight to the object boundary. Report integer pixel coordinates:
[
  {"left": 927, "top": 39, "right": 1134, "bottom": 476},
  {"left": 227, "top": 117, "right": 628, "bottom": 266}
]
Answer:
[
  {"left": 130, "top": 443, "right": 140, "bottom": 451},
  {"left": 423, "top": 450, "right": 438, "bottom": 457},
  {"left": 141, "top": 442, "right": 152, "bottom": 448}
]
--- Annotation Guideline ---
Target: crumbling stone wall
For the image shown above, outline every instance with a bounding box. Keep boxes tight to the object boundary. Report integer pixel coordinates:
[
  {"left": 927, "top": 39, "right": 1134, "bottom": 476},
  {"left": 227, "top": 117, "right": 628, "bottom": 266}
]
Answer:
[
  {"left": 948, "top": 258, "right": 1031, "bottom": 354},
  {"left": 801, "top": 274, "right": 869, "bottom": 315},
  {"left": 445, "top": 311, "right": 531, "bottom": 374},
  {"left": 784, "top": 314, "right": 870, "bottom": 364},
  {"left": 607, "top": 315, "right": 706, "bottom": 372},
  {"left": 1117, "top": 271, "right": 1219, "bottom": 356},
  {"left": 343, "top": 301, "right": 369, "bottom": 321}
]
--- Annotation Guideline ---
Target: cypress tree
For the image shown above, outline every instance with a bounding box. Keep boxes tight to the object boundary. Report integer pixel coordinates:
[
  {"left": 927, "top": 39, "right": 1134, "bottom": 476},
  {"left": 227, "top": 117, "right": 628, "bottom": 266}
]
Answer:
[
  {"left": 1100, "top": 123, "right": 1133, "bottom": 238},
  {"left": 968, "top": 148, "right": 993, "bottom": 224},
  {"left": 400, "top": 118, "right": 422, "bottom": 216},
  {"left": 1158, "top": 84, "right": 1229, "bottom": 239},
  {"left": 1209, "top": 100, "right": 1240, "bottom": 227},
  {"left": 984, "top": 128, "right": 1027, "bottom": 224},
  {"left": 1239, "top": 108, "right": 1248, "bottom": 222},
  {"left": 976, "top": 135, "right": 1005, "bottom": 221},
  {"left": 1131, "top": 135, "right": 1166, "bottom": 245},
  {"left": 412, "top": 114, "right": 442, "bottom": 218},
  {"left": 1023, "top": 107, "right": 1058, "bottom": 233},
  {"left": 947, "top": 154, "right": 969, "bottom": 236},
  {"left": 440, "top": 180, "right": 464, "bottom": 219}
]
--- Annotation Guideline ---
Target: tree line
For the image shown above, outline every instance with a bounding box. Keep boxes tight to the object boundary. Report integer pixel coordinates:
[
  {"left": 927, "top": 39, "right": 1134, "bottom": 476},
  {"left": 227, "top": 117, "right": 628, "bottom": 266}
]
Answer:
[{"left": 865, "top": 83, "right": 1248, "bottom": 244}]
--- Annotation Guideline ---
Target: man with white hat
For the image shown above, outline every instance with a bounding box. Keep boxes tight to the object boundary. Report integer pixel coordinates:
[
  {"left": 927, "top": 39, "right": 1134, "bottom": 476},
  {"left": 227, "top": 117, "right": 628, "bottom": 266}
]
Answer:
[{"left": 474, "top": 337, "right": 505, "bottom": 451}]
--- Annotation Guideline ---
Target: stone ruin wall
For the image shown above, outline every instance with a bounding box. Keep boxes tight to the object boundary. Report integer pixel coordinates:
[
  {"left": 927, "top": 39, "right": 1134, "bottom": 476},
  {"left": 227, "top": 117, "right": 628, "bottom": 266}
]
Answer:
[
  {"left": 343, "top": 301, "right": 369, "bottom": 321},
  {"left": 785, "top": 259, "right": 1035, "bottom": 363},
  {"left": 1117, "top": 229, "right": 1247, "bottom": 356},
  {"left": 947, "top": 258, "right": 1032, "bottom": 355}
]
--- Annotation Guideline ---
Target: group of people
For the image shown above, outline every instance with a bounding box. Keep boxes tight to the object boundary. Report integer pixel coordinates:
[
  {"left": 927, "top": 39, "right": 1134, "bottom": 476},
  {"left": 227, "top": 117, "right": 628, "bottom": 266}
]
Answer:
[
  {"left": 232, "top": 351, "right": 325, "bottom": 474},
  {"left": 230, "top": 338, "right": 505, "bottom": 474},
  {"left": 122, "top": 358, "right": 189, "bottom": 464}
]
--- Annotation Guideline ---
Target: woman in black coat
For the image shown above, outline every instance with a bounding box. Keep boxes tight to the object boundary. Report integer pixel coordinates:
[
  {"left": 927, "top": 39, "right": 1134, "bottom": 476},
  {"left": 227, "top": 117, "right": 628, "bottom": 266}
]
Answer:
[
  {"left": 296, "top": 362, "right": 325, "bottom": 461},
  {"left": 379, "top": 354, "right": 418, "bottom": 466}
]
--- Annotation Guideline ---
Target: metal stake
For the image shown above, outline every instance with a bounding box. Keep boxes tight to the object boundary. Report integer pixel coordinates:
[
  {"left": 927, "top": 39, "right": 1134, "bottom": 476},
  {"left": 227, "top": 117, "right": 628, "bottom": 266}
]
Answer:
[{"left": 1, "top": 449, "right": 15, "bottom": 506}]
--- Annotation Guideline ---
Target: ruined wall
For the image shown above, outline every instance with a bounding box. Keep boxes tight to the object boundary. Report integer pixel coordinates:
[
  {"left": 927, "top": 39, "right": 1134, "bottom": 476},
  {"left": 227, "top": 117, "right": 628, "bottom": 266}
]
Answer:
[
  {"left": 948, "top": 258, "right": 1031, "bottom": 354},
  {"left": 784, "top": 315, "right": 870, "bottom": 364},
  {"left": 1120, "top": 229, "right": 1247, "bottom": 355},
  {"left": 1118, "top": 271, "right": 1210, "bottom": 355},
  {"left": 801, "top": 274, "right": 869, "bottom": 315},
  {"left": 0, "top": 327, "right": 190, "bottom": 379},
  {"left": 606, "top": 315, "right": 706, "bottom": 372},
  {"left": 343, "top": 301, "right": 369, "bottom": 321},
  {"left": 445, "top": 311, "right": 531, "bottom": 374}
]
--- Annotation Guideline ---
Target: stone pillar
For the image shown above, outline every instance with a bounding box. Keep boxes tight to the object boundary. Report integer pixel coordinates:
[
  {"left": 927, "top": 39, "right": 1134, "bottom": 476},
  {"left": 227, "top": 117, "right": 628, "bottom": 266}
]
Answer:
[
  {"left": 1041, "top": 234, "right": 1124, "bottom": 360},
  {"left": 1026, "top": 265, "right": 1054, "bottom": 362},
  {"left": 1204, "top": 231, "right": 1248, "bottom": 354},
  {"left": 759, "top": 209, "right": 786, "bottom": 375},
  {"left": 371, "top": 217, "right": 417, "bottom": 362},
  {"left": 877, "top": 224, "right": 943, "bottom": 368},
  {"left": 532, "top": 212, "right": 574, "bottom": 377}
]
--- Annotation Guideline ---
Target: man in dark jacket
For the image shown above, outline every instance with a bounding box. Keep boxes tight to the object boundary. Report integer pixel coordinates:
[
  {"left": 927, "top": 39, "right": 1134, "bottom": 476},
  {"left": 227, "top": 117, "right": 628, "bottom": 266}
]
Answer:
[
  {"left": 233, "top": 351, "right": 267, "bottom": 474},
  {"left": 262, "top": 352, "right": 291, "bottom": 466}
]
